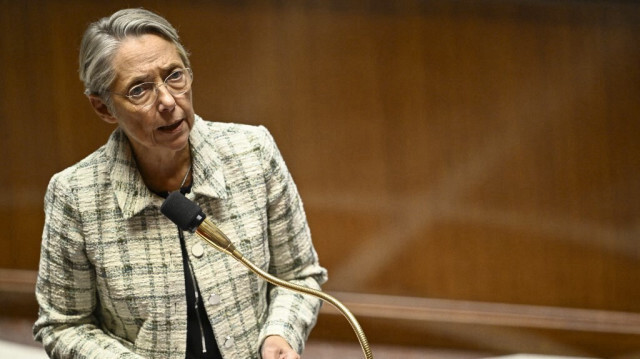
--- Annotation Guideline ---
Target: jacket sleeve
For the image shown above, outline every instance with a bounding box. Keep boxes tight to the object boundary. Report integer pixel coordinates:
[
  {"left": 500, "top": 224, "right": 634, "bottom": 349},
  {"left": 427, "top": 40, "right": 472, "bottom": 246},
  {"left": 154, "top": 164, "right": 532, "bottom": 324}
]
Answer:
[
  {"left": 255, "top": 126, "right": 329, "bottom": 354},
  {"left": 33, "top": 173, "right": 144, "bottom": 359}
]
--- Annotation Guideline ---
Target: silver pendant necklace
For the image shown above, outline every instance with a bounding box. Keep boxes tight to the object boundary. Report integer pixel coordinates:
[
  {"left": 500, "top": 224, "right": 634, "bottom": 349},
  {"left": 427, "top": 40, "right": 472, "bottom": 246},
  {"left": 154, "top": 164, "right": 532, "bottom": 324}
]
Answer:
[
  {"left": 176, "top": 161, "right": 207, "bottom": 353},
  {"left": 179, "top": 163, "right": 192, "bottom": 190}
]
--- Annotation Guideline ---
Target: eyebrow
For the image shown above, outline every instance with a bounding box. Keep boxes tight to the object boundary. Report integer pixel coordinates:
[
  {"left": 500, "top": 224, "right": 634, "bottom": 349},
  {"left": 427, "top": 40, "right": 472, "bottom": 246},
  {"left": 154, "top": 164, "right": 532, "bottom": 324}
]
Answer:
[
  {"left": 122, "top": 75, "right": 151, "bottom": 91},
  {"left": 121, "top": 63, "right": 185, "bottom": 91}
]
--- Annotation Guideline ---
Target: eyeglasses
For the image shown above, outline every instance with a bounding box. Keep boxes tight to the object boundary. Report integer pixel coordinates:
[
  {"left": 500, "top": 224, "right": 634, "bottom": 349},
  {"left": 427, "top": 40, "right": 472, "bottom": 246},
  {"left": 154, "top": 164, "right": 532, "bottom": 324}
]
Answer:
[{"left": 110, "top": 68, "right": 193, "bottom": 110}]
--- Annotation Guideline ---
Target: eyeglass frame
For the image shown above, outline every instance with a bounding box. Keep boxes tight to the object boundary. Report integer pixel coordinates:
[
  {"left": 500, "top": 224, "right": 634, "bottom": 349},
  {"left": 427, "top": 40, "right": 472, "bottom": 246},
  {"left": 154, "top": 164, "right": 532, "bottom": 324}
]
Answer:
[{"left": 107, "top": 67, "right": 193, "bottom": 110}]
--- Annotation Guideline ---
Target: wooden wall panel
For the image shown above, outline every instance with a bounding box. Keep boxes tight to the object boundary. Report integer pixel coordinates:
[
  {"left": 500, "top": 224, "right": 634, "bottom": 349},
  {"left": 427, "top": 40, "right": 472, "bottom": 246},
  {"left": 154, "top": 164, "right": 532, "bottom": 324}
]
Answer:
[{"left": 1, "top": 0, "right": 639, "bottom": 355}]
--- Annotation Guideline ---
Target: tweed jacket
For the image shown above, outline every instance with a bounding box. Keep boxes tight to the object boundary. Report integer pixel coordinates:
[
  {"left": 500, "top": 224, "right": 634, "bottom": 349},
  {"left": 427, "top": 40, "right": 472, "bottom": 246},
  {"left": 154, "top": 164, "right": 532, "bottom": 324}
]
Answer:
[{"left": 34, "top": 116, "right": 328, "bottom": 359}]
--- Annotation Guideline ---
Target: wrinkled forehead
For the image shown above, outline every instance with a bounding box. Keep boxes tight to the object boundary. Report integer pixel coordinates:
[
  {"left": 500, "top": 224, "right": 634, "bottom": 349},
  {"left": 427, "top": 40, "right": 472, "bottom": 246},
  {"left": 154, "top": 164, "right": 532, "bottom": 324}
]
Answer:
[{"left": 111, "top": 34, "right": 184, "bottom": 90}]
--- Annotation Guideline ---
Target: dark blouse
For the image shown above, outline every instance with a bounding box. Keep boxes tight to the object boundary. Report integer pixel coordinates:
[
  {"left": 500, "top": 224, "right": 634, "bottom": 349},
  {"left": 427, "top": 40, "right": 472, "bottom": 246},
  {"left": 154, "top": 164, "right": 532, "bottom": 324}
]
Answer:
[{"left": 160, "top": 186, "right": 222, "bottom": 359}]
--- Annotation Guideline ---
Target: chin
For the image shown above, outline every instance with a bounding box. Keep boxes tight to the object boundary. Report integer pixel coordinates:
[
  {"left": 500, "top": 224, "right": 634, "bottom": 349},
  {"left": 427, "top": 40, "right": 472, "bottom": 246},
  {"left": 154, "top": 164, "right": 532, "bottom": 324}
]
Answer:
[{"left": 172, "top": 137, "right": 190, "bottom": 152}]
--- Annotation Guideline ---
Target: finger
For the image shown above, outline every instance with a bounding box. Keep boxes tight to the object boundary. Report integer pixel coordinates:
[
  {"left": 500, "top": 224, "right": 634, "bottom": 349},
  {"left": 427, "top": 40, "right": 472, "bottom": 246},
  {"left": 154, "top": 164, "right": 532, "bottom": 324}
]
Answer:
[{"left": 260, "top": 348, "right": 278, "bottom": 359}]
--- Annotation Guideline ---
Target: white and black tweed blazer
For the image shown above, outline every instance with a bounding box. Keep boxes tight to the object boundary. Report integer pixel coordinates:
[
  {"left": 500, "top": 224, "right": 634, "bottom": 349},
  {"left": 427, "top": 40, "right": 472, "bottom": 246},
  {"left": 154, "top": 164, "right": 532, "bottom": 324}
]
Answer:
[{"left": 34, "top": 115, "right": 328, "bottom": 359}]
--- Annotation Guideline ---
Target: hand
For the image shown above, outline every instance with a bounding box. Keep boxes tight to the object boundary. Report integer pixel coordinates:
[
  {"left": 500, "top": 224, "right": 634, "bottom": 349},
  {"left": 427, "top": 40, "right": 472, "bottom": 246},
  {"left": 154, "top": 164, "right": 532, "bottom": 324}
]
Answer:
[{"left": 261, "top": 335, "right": 301, "bottom": 359}]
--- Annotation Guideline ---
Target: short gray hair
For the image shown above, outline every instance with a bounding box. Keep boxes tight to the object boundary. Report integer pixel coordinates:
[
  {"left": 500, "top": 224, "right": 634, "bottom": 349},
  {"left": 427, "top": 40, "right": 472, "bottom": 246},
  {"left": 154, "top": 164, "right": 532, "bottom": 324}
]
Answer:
[{"left": 79, "top": 8, "right": 191, "bottom": 105}]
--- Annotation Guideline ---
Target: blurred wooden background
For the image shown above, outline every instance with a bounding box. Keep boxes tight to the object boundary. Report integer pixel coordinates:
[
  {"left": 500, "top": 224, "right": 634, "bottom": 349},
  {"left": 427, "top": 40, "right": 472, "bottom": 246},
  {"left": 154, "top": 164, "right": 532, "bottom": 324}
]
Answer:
[{"left": 1, "top": 0, "right": 639, "bottom": 357}]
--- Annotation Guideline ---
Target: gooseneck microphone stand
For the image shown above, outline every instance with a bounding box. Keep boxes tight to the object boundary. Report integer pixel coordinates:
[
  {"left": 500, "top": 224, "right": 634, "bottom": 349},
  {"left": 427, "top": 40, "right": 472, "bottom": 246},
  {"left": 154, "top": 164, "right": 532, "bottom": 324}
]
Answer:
[{"left": 161, "top": 191, "right": 373, "bottom": 359}]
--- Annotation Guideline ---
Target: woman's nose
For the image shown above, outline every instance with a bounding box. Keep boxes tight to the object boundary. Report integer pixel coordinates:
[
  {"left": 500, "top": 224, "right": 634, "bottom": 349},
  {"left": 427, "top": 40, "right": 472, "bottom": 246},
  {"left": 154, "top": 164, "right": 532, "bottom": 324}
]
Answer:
[{"left": 156, "top": 84, "right": 176, "bottom": 110}]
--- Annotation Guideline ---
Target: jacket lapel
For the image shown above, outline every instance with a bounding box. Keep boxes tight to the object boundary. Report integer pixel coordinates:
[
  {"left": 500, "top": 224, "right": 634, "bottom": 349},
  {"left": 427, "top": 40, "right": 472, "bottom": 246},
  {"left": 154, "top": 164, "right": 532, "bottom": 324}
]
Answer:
[
  {"left": 107, "top": 128, "right": 160, "bottom": 219},
  {"left": 189, "top": 115, "right": 228, "bottom": 200},
  {"left": 108, "top": 116, "right": 228, "bottom": 220}
]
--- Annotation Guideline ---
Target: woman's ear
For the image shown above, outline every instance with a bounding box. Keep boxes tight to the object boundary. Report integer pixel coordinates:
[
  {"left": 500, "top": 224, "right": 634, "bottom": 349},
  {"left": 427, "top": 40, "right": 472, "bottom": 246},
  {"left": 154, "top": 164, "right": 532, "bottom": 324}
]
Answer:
[{"left": 88, "top": 95, "right": 118, "bottom": 124}]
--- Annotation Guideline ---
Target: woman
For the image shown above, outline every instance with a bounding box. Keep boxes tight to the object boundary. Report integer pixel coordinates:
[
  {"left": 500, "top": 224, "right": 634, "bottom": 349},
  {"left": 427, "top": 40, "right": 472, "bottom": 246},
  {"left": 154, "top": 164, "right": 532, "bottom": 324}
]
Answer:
[{"left": 33, "top": 8, "right": 327, "bottom": 359}]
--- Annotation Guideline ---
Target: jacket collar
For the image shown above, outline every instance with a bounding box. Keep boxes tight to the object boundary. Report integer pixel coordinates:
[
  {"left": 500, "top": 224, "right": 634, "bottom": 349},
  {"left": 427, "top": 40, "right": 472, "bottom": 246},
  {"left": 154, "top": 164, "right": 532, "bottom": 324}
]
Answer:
[{"left": 108, "top": 115, "right": 228, "bottom": 220}]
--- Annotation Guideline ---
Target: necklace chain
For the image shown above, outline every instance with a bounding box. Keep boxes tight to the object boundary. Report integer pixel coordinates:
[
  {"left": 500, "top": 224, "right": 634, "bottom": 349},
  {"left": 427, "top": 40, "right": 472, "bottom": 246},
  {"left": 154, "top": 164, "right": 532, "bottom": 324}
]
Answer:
[{"left": 179, "top": 163, "right": 192, "bottom": 190}]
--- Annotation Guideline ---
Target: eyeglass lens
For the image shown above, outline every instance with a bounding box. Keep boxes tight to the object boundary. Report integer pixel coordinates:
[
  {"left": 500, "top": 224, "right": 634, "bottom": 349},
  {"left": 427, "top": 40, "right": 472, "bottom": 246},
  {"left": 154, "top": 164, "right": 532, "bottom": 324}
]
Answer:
[{"left": 128, "top": 68, "right": 192, "bottom": 108}]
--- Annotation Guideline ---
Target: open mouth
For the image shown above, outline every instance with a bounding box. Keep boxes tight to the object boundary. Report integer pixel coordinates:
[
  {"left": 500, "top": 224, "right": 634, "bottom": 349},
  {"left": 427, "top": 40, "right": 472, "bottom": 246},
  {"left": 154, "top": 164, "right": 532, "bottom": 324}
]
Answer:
[{"left": 158, "top": 119, "right": 183, "bottom": 132}]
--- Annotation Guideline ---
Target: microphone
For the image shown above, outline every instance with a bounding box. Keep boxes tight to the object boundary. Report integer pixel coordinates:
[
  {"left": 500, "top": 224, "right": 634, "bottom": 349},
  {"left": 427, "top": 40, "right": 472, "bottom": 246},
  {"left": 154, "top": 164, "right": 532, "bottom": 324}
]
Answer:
[
  {"left": 160, "top": 191, "right": 240, "bottom": 258},
  {"left": 160, "top": 191, "right": 373, "bottom": 359}
]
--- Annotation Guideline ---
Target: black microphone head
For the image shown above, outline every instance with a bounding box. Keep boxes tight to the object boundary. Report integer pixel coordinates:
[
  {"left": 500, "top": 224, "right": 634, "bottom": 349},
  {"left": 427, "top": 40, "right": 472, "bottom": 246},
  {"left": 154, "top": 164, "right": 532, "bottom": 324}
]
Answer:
[{"left": 160, "top": 191, "right": 206, "bottom": 232}]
